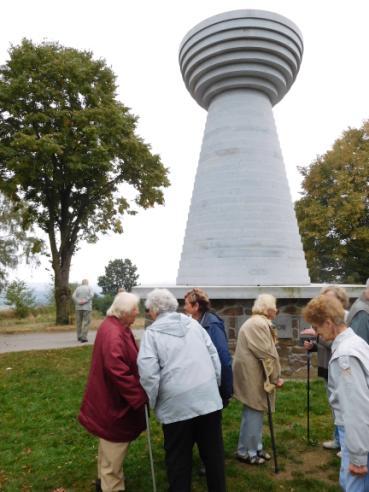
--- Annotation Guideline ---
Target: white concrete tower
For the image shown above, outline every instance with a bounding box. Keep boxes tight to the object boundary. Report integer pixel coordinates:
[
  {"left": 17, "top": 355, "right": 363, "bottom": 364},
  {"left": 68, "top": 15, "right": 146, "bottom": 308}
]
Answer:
[{"left": 176, "top": 10, "right": 310, "bottom": 286}]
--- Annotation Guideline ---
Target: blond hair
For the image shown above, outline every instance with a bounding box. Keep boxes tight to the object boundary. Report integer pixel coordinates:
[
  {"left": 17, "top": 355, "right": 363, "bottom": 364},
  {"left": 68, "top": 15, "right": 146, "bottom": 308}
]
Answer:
[
  {"left": 320, "top": 285, "right": 349, "bottom": 309},
  {"left": 252, "top": 294, "right": 277, "bottom": 316}
]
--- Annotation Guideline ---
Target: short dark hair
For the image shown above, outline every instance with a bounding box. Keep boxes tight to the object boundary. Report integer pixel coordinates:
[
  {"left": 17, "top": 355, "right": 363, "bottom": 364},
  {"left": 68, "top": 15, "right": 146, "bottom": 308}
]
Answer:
[{"left": 184, "top": 288, "right": 211, "bottom": 315}]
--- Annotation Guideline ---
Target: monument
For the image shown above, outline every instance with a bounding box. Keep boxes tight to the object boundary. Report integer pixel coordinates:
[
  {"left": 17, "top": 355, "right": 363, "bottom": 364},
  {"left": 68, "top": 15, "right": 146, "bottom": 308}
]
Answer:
[
  {"left": 177, "top": 9, "right": 309, "bottom": 285},
  {"left": 135, "top": 9, "right": 363, "bottom": 376}
]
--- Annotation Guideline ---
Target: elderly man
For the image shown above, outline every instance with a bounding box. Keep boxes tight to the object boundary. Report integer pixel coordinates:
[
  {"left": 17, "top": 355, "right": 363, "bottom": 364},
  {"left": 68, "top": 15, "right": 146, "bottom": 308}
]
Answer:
[
  {"left": 138, "top": 288, "right": 226, "bottom": 492},
  {"left": 79, "top": 292, "right": 147, "bottom": 492},
  {"left": 72, "top": 279, "right": 94, "bottom": 342},
  {"left": 347, "top": 279, "right": 369, "bottom": 344}
]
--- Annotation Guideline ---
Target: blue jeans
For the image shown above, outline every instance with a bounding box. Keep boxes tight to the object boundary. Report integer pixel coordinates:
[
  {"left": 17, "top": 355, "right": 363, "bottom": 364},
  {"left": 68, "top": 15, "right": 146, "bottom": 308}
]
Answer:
[
  {"left": 237, "top": 405, "right": 264, "bottom": 458},
  {"left": 337, "top": 426, "right": 369, "bottom": 491}
]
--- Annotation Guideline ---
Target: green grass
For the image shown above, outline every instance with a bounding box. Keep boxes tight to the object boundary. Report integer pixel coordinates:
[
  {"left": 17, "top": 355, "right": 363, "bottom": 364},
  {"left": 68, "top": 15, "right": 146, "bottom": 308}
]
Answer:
[{"left": 0, "top": 348, "right": 341, "bottom": 491}]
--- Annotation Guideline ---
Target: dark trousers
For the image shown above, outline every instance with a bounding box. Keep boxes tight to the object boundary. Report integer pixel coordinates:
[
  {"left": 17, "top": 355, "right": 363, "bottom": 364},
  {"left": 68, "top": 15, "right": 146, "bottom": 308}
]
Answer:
[{"left": 162, "top": 410, "right": 226, "bottom": 492}]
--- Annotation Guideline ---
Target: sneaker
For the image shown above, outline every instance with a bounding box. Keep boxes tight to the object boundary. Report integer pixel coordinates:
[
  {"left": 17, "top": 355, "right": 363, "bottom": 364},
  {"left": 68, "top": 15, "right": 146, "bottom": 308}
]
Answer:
[
  {"left": 257, "top": 450, "right": 271, "bottom": 460},
  {"left": 235, "top": 453, "right": 265, "bottom": 465},
  {"left": 323, "top": 440, "right": 340, "bottom": 450}
]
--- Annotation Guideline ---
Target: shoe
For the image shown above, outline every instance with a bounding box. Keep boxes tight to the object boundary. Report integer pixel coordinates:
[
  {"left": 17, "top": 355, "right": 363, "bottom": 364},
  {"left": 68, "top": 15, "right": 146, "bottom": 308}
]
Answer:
[
  {"left": 80, "top": 338, "right": 88, "bottom": 343},
  {"left": 95, "top": 478, "right": 102, "bottom": 492},
  {"left": 337, "top": 451, "right": 342, "bottom": 458},
  {"left": 235, "top": 453, "right": 265, "bottom": 465},
  {"left": 257, "top": 450, "right": 271, "bottom": 460},
  {"left": 198, "top": 465, "right": 206, "bottom": 476},
  {"left": 323, "top": 440, "right": 340, "bottom": 450}
]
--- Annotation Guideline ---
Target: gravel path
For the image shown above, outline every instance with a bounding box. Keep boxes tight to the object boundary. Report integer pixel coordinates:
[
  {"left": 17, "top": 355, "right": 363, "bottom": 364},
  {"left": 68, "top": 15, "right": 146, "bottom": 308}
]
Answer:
[{"left": 0, "top": 328, "right": 144, "bottom": 354}]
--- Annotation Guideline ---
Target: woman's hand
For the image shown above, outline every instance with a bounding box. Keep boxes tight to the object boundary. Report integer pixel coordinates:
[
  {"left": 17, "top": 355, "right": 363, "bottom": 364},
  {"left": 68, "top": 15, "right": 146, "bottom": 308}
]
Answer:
[
  {"left": 349, "top": 463, "right": 368, "bottom": 476},
  {"left": 304, "top": 340, "right": 314, "bottom": 351},
  {"left": 275, "top": 378, "right": 284, "bottom": 388}
]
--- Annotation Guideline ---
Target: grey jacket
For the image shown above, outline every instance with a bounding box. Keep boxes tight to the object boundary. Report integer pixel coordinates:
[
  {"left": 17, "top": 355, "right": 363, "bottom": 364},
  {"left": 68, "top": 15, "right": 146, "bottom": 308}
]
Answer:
[
  {"left": 72, "top": 285, "right": 94, "bottom": 311},
  {"left": 328, "top": 328, "right": 369, "bottom": 466},
  {"left": 137, "top": 312, "right": 222, "bottom": 424}
]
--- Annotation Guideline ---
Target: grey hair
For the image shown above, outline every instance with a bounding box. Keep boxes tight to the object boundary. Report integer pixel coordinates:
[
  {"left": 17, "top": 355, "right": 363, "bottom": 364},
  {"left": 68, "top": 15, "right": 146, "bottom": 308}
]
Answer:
[
  {"left": 320, "top": 285, "right": 349, "bottom": 309},
  {"left": 145, "top": 288, "right": 178, "bottom": 314},
  {"left": 107, "top": 292, "right": 139, "bottom": 317},
  {"left": 82, "top": 279, "right": 89, "bottom": 285},
  {"left": 252, "top": 293, "right": 277, "bottom": 316}
]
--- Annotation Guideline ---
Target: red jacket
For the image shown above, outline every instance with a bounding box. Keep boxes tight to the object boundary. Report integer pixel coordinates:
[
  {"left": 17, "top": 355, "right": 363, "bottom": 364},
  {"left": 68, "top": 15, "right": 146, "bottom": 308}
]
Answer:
[{"left": 78, "top": 316, "right": 147, "bottom": 442}]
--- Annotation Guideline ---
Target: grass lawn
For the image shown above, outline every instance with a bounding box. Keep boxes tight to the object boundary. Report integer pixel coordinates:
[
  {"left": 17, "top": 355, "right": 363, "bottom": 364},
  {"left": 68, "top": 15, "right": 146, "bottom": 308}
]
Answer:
[{"left": 0, "top": 347, "right": 341, "bottom": 492}]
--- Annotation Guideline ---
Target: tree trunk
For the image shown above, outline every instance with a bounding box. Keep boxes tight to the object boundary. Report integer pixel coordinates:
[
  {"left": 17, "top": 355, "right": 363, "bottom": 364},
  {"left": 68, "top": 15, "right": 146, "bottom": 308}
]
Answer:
[{"left": 54, "top": 266, "right": 71, "bottom": 325}]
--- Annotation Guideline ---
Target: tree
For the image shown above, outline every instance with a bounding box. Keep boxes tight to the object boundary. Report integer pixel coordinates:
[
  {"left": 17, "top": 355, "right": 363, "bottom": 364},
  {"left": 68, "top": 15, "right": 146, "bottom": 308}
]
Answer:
[
  {"left": 0, "top": 194, "right": 42, "bottom": 291},
  {"left": 295, "top": 120, "right": 369, "bottom": 283},
  {"left": 5, "top": 279, "right": 36, "bottom": 318},
  {"left": 98, "top": 258, "right": 139, "bottom": 294},
  {"left": 0, "top": 40, "right": 169, "bottom": 323}
]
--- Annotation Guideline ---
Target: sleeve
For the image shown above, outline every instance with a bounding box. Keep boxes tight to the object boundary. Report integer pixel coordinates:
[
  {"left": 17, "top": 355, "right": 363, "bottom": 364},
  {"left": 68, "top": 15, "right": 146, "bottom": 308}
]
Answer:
[
  {"left": 247, "top": 321, "right": 281, "bottom": 382},
  {"left": 207, "top": 321, "right": 233, "bottom": 400},
  {"left": 72, "top": 288, "right": 78, "bottom": 303},
  {"left": 338, "top": 355, "right": 369, "bottom": 466},
  {"left": 351, "top": 311, "right": 369, "bottom": 344},
  {"left": 200, "top": 325, "right": 222, "bottom": 385},
  {"left": 104, "top": 335, "right": 147, "bottom": 410},
  {"left": 137, "top": 331, "right": 161, "bottom": 409}
]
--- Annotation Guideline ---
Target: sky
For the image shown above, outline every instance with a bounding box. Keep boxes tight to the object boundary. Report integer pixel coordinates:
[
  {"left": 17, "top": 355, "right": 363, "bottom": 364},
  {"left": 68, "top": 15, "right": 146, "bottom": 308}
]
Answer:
[{"left": 3, "top": 0, "right": 369, "bottom": 288}]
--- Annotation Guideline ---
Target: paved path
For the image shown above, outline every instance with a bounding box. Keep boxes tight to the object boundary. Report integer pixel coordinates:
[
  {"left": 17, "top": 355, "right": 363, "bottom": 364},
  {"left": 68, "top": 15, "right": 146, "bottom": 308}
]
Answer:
[{"left": 0, "top": 329, "right": 144, "bottom": 354}]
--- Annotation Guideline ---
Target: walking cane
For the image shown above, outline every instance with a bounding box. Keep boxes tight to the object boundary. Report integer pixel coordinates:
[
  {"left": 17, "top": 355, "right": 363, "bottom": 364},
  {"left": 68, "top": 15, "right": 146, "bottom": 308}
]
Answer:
[
  {"left": 259, "top": 359, "right": 279, "bottom": 474},
  {"left": 145, "top": 404, "right": 157, "bottom": 492},
  {"left": 307, "top": 350, "right": 311, "bottom": 444}
]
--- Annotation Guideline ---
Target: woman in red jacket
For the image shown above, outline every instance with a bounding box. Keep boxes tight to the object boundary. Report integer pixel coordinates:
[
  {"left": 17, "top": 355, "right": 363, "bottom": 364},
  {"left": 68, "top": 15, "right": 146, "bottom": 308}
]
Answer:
[{"left": 79, "top": 292, "right": 147, "bottom": 492}]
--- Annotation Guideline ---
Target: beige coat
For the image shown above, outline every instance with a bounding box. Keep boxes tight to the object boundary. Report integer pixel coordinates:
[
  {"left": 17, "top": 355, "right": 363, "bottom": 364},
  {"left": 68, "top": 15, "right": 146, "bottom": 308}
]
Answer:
[{"left": 233, "top": 314, "right": 281, "bottom": 412}]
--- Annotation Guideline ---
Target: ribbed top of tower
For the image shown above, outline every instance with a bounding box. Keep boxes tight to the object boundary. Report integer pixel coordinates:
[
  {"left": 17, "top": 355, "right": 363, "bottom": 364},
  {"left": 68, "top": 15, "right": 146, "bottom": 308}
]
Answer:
[{"left": 179, "top": 10, "right": 303, "bottom": 109}]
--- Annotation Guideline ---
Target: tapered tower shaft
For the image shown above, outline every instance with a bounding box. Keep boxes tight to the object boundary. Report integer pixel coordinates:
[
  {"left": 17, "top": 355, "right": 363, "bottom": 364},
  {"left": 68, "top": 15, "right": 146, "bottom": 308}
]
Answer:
[{"left": 176, "top": 10, "right": 310, "bottom": 285}]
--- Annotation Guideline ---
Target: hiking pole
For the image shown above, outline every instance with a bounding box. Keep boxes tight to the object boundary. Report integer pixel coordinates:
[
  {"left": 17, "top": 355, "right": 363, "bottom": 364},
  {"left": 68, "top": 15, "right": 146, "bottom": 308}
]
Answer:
[
  {"left": 259, "top": 359, "right": 279, "bottom": 474},
  {"left": 145, "top": 404, "right": 157, "bottom": 492},
  {"left": 307, "top": 350, "right": 311, "bottom": 444}
]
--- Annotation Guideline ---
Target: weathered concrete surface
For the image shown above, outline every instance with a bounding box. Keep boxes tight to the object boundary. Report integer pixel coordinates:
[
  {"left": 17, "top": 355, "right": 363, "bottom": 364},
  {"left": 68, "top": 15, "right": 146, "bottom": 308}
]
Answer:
[{"left": 177, "top": 10, "right": 310, "bottom": 285}]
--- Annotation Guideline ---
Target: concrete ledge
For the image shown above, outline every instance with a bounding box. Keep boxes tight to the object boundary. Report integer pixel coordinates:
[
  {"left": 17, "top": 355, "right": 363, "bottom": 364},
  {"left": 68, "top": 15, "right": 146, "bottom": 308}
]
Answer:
[{"left": 134, "top": 284, "right": 364, "bottom": 300}]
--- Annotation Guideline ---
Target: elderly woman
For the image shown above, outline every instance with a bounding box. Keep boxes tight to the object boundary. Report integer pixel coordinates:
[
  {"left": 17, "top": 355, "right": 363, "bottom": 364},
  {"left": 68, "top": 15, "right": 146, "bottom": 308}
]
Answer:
[
  {"left": 233, "top": 294, "right": 283, "bottom": 465},
  {"left": 304, "top": 295, "right": 369, "bottom": 492},
  {"left": 79, "top": 292, "right": 147, "bottom": 492},
  {"left": 304, "top": 285, "right": 349, "bottom": 454},
  {"left": 138, "top": 288, "right": 226, "bottom": 492}
]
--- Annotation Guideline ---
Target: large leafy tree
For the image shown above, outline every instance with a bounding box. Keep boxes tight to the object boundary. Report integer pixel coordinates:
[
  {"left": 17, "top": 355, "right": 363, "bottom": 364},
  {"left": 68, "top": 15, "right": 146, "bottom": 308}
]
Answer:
[
  {"left": 0, "top": 194, "right": 42, "bottom": 291},
  {"left": 98, "top": 258, "right": 139, "bottom": 294},
  {"left": 295, "top": 121, "right": 369, "bottom": 283},
  {"left": 0, "top": 40, "right": 169, "bottom": 323}
]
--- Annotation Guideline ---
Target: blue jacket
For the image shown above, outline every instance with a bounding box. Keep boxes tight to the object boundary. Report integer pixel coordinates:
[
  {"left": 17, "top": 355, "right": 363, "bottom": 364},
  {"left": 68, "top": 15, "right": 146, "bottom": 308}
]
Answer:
[{"left": 200, "top": 311, "right": 233, "bottom": 403}]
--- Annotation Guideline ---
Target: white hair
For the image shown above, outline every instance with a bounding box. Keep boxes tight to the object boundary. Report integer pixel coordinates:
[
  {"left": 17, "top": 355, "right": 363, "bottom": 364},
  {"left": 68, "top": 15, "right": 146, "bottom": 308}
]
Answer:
[
  {"left": 145, "top": 288, "right": 178, "bottom": 314},
  {"left": 107, "top": 292, "right": 139, "bottom": 317},
  {"left": 252, "top": 294, "right": 277, "bottom": 315}
]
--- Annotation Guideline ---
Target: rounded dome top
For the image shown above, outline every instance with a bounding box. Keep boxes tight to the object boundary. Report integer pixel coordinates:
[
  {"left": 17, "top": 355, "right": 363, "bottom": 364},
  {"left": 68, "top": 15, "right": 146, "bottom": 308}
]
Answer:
[{"left": 179, "top": 9, "right": 303, "bottom": 109}]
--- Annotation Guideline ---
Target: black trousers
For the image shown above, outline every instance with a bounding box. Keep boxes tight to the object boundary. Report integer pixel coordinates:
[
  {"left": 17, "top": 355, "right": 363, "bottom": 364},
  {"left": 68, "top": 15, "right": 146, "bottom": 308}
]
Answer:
[{"left": 162, "top": 410, "right": 226, "bottom": 492}]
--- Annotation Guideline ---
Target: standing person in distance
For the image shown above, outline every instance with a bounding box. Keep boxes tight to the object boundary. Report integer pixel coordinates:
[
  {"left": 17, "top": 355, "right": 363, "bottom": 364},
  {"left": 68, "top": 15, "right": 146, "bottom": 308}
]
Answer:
[
  {"left": 183, "top": 288, "right": 233, "bottom": 407},
  {"left": 304, "top": 295, "right": 369, "bottom": 492},
  {"left": 347, "top": 278, "right": 369, "bottom": 344},
  {"left": 138, "top": 288, "right": 226, "bottom": 492},
  {"left": 72, "top": 278, "right": 94, "bottom": 343},
  {"left": 79, "top": 292, "right": 147, "bottom": 492},
  {"left": 233, "top": 294, "right": 284, "bottom": 465}
]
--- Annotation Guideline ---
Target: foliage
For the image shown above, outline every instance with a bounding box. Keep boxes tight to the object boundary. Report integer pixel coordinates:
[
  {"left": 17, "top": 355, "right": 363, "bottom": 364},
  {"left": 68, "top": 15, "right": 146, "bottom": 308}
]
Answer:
[
  {"left": 0, "top": 39, "right": 169, "bottom": 323},
  {"left": 0, "top": 349, "right": 341, "bottom": 491},
  {"left": 295, "top": 120, "right": 369, "bottom": 283},
  {"left": 5, "top": 279, "right": 36, "bottom": 318},
  {"left": 0, "top": 195, "right": 43, "bottom": 291},
  {"left": 98, "top": 258, "right": 139, "bottom": 294},
  {"left": 93, "top": 293, "right": 114, "bottom": 315}
]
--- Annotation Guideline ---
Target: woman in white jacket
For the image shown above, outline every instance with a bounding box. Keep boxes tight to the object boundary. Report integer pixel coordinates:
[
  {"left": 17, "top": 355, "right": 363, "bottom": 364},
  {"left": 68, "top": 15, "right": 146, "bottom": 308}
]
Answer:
[{"left": 138, "top": 288, "right": 226, "bottom": 492}]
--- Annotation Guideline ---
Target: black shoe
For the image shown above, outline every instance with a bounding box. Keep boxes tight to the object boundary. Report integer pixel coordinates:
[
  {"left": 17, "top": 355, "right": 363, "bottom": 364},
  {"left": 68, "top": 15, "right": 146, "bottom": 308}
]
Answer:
[
  {"left": 80, "top": 338, "right": 88, "bottom": 343},
  {"left": 95, "top": 478, "right": 102, "bottom": 492}
]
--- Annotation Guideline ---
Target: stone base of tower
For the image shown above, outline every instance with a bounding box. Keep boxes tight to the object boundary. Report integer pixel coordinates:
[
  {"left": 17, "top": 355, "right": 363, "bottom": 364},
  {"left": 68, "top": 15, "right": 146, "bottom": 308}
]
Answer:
[{"left": 134, "top": 284, "right": 363, "bottom": 378}]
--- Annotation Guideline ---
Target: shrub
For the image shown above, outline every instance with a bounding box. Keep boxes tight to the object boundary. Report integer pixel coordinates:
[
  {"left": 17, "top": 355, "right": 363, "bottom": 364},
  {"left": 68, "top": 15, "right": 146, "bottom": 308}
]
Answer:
[{"left": 5, "top": 279, "right": 36, "bottom": 318}]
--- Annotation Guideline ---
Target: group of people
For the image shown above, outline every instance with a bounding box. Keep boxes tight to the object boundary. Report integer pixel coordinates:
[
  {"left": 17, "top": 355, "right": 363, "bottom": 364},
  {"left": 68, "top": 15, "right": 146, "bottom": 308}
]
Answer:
[{"left": 76, "top": 282, "right": 369, "bottom": 492}]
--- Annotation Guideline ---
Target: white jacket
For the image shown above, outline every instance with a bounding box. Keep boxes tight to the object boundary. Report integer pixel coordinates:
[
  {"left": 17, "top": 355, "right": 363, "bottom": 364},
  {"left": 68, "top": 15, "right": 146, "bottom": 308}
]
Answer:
[{"left": 138, "top": 312, "right": 222, "bottom": 424}]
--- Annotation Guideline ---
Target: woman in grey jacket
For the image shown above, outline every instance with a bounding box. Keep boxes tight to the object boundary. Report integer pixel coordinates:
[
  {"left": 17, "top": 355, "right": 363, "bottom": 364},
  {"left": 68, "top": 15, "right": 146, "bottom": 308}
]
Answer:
[
  {"left": 138, "top": 288, "right": 226, "bottom": 492},
  {"left": 304, "top": 295, "right": 369, "bottom": 492}
]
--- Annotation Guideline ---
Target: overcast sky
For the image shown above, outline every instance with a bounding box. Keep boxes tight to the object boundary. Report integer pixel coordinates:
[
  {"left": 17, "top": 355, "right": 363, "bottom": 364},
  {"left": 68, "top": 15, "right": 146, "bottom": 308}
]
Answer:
[{"left": 4, "top": 0, "right": 369, "bottom": 287}]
